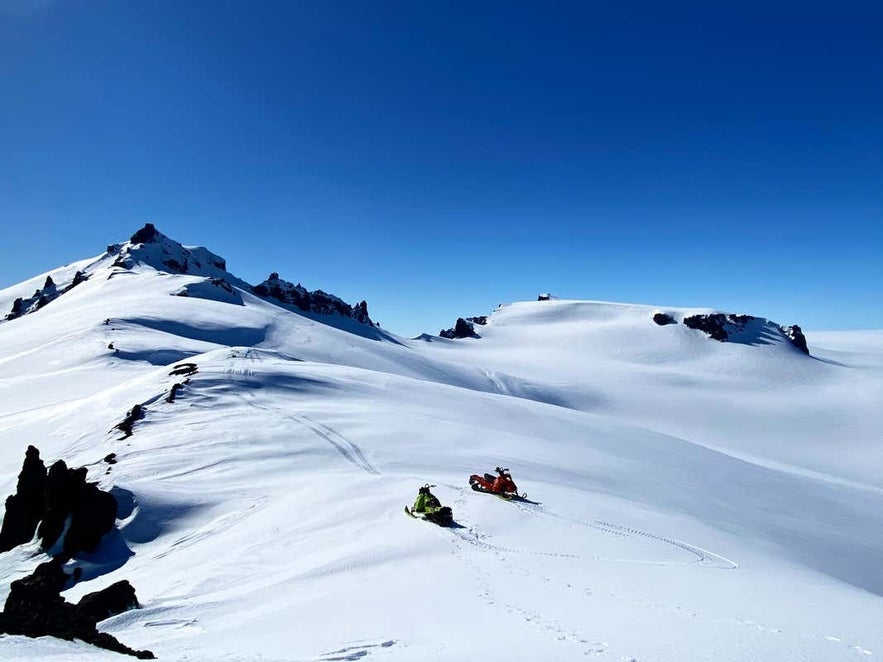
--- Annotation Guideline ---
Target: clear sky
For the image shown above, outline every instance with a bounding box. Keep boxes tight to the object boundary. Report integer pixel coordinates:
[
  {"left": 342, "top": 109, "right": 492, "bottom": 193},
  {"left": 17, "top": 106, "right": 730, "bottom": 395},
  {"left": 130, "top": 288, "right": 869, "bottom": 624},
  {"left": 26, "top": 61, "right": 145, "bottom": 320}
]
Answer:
[{"left": 1, "top": 1, "right": 881, "bottom": 336}]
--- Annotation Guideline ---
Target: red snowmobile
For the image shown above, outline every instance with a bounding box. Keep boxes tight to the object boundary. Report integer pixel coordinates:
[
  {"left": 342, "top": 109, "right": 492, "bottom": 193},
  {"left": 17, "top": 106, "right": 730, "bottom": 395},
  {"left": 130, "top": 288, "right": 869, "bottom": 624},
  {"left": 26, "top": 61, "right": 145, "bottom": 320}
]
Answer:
[{"left": 468, "top": 466, "right": 525, "bottom": 499}]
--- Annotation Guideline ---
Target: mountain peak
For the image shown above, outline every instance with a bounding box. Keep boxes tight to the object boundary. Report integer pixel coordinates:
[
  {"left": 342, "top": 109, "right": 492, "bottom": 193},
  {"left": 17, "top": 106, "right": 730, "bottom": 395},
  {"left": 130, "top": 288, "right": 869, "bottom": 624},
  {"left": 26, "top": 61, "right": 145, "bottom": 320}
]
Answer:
[
  {"left": 129, "top": 222, "right": 161, "bottom": 245},
  {"left": 108, "top": 224, "right": 228, "bottom": 277}
]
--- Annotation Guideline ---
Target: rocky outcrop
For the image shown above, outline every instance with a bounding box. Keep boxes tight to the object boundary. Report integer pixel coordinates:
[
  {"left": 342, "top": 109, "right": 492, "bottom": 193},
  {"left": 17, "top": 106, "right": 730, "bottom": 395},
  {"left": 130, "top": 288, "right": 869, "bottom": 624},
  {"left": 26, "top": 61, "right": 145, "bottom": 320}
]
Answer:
[
  {"left": 77, "top": 580, "right": 139, "bottom": 623},
  {"left": 37, "top": 460, "right": 118, "bottom": 555},
  {"left": 4, "top": 271, "right": 88, "bottom": 321},
  {"left": 781, "top": 325, "right": 809, "bottom": 355},
  {"left": 253, "top": 273, "right": 374, "bottom": 325},
  {"left": 115, "top": 404, "right": 145, "bottom": 439},
  {"left": 440, "top": 318, "right": 480, "bottom": 339},
  {"left": 113, "top": 223, "right": 228, "bottom": 275},
  {"left": 0, "top": 446, "right": 47, "bottom": 552},
  {"left": 0, "top": 448, "right": 117, "bottom": 556},
  {"left": 129, "top": 223, "right": 160, "bottom": 245},
  {"left": 681, "top": 313, "right": 810, "bottom": 355},
  {"left": 6, "top": 224, "right": 378, "bottom": 335},
  {"left": 653, "top": 312, "right": 676, "bottom": 326},
  {"left": 0, "top": 558, "right": 153, "bottom": 659},
  {"left": 0, "top": 449, "right": 151, "bottom": 657},
  {"left": 682, "top": 313, "right": 734, "bottom": 341}
]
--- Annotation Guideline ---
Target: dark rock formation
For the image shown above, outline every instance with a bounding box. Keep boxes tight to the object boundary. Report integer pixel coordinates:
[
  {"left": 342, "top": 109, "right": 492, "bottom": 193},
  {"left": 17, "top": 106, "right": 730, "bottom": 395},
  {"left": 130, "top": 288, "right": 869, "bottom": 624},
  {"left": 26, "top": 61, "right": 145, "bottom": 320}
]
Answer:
[
  {"left": 115, "top": 404, "right": 145, "bottom": 439},
  {"left": 70, "top": 270, "right": 87, "bottom": 288},
  {"left": 103, "top": 453, "right": 117, "bottom": 465},
  {"left": 440, "top": 318, "right": 479, "bottom": 339},
  {"left": 253, "top": 273, "right": 374, "bottom": 325},
  {"left": 37, "top": 461, "right": 117, "bottom": 555},
  {"left": 681, "top": 313, "right": 811, "bottom": 355},
  {"left": 6, "top": 297, "right": 24, "bottom": 320},
  {"left": 538, "top": 293, "right": 552, "bottom": 301},
  {"left": 77, "top": 580, "right": 139, "bottom": 624},
  {"left": 782, "top": 324, "right": 809, "bottom": 354},
  {"left": 3, "top": 269, "right": 89, "bottom": 322},
  {"left": 653, "top": 312, "right": 677, "bottom": 326},
  {"left": 0, "top": 446, "right": 47, "bottom": 552},
  {"left": 353, "top": 300, "right": 371, "bottom": 324},
  {"left": 0, "top": 448, "right": 151, "bottom": 656},
  {"left": 0, "top": 559, "right": 153, "bottom": 659},
  {"left": 169, "top": 362, "right": 198, "bottom": 377},
  {"left": 682, "top": 313, "right": 733, "bottom": 341},
  {"left": 129, "top": 223, "right": 159, "bottom": 244},
  {"left": 166, "top": 382, "right": 184, "bottom": 403},
  {"left": 64, "top": 480, "right": 118, "bottom": 556},
  {"left": 0, "top": 449, "right": 117, "bottom": 557}
]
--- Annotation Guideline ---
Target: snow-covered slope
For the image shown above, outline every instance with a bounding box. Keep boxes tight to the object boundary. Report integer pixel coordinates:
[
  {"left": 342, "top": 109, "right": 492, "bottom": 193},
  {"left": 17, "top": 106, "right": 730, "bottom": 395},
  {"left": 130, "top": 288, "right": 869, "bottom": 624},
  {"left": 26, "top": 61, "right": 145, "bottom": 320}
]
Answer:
[{"left": 0, "top": 229, "right": 881, "bottom": 661}]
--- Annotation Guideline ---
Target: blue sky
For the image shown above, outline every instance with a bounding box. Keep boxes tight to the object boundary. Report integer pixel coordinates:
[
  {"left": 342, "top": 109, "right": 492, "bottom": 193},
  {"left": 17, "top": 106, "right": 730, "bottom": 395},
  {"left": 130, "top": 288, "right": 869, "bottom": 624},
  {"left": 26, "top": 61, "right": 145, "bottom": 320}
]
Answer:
[{"left": 1, "top": 1, "right": 881, "bottom": 336}]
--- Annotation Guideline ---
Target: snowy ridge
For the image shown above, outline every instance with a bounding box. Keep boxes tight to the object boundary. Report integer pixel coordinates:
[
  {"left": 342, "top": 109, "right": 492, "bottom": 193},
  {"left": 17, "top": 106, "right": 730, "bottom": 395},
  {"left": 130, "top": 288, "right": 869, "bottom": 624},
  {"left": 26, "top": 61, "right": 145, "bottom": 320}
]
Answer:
[{"left": 0, "top": 227, "right": 881, "bottom": 661}]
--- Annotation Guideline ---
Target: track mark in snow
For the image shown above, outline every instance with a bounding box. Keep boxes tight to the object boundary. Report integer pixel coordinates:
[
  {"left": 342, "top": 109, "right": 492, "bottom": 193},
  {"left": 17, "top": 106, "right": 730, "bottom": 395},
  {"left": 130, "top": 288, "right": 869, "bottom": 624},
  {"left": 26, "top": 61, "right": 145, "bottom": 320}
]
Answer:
[
  {"left": 152, "top": 497, "right": 269, "bottom": 560},
  {"left": 317, "top": 639, "right": 396, "bottom": 661},
  {"left": 143, "top": 618, "right": 200, "bottom": 630},
  {"left": 295, "top": 413, "right": 380, "bottom": 476},
  {"left": 237, "top": 395, "right": 380, "bottom": 475},
  {"left": 451, "top": 526, "right": 581, "bottom": 560},
  {"left": 451, "top": 535, "right": 603, "bottom": 656},
  {"left": 593, "top": 519, "right": 739, "bottom": 569},
  {"left": 447, "top": 483, "right": 737, "bottom": 570},
  {"left": 503, "top": 496, "right": 738, "bottom": 569}
]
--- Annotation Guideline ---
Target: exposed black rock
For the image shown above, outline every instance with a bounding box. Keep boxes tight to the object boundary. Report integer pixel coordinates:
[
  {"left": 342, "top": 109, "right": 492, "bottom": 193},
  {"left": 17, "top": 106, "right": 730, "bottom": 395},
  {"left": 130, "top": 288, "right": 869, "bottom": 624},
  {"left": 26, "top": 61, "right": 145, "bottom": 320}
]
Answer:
[
  {"left": 103, "top": 453, "right": 117, "bottom": 465},
  {"left": 0, "top": 446, "right": 47, "bottom": 552},
  {"left": 115, "top": 404, "right": 145, "bottom": 439},
  {"left": 469, "top": 316, "right": 488, "bottom": 326},
  {"left": 70, "top": 270, "right": 88, "bottom": 288},
  {"left": 681, "top": 313, "right": 811, "bottom": 355},
  {"left": 77, "top": 580, "right": 139, "bottom": 623},
  {"left": 782, "top": 324, "right": 809, "bottom": 354},
  {"left": 1, "top": 448, "right": 116, "bottom": 556},
  {"left": 169, "top": 362, "right": 198, "bottom": 377},
  {"left": 440, "top": 318, "right": 479, "bottom": 339},
  {"left": 682, "top": 313, "right": 732, "bottom": 341},
  {"left": 0, "top": 558, "right": 153, "bottom": 659},
  {"left": 3, "top": 267, "right": 87, "bottom": 322},
  {"left": 6, "top": 297, "right": 24, "bottom": 320},
  {"left": 253, "top": 273, "right": 374, "bottom": 325},
  {"left": 64, "top": 480, "right": 117, "bottom": 556},
  {"left": 166, "top": 382, "right": 184, "bottom": 403},
  {"left": 653, "top": 312, "right": 676, "bottom": 326},
  {"left": 353, "top": 300, "right": 371, "bottom": 324},
  {"left": 37, "top": 461, "right": 77, "bottom": 551},
  {"left": 538, "top": 293, "right": 552, "bottom": 301},
  {"left": 129, "top": 223, "right": 159, "bottom": 244}
]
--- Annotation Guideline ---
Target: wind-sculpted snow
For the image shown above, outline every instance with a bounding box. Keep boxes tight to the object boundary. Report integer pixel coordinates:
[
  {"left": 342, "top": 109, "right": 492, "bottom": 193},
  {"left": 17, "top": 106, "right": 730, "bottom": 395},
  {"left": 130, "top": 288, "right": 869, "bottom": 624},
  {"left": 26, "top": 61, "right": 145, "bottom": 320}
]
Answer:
[{"left": 0, "top": 229, "right": 882, "bottom": 660}]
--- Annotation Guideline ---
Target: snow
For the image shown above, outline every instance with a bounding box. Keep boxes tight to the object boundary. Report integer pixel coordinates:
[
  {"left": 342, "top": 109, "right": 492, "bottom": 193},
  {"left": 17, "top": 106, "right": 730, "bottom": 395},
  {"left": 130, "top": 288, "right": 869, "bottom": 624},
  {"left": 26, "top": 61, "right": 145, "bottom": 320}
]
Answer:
[{"left": 0, "top": 239, "right": 881, "bottom": 661}]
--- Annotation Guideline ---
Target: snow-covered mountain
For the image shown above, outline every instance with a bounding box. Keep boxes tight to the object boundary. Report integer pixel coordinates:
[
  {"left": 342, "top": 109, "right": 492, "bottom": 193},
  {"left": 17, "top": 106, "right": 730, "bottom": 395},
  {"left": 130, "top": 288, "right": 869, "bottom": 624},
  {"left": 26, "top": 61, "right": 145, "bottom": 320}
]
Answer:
[{"left": 0, "top": 226, "right": 881, "bottom": 661}]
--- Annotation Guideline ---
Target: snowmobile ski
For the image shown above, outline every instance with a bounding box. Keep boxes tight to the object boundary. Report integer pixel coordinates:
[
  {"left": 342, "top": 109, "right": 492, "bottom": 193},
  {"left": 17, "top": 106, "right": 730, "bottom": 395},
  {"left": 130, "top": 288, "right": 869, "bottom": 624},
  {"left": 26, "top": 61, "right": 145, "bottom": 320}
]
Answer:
[{"left": 405, "top": 505, "right": 455, "bottom": 527}]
